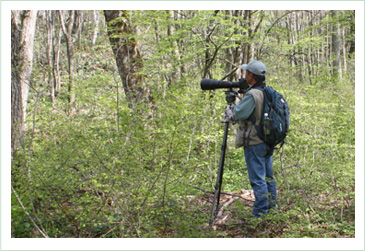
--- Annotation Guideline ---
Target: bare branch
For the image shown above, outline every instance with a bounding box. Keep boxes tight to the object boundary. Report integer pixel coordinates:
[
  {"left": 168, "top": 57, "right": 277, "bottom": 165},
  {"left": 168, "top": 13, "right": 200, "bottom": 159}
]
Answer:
[{"left": 11, "top": 186, "right": 49, "bottom": 238}]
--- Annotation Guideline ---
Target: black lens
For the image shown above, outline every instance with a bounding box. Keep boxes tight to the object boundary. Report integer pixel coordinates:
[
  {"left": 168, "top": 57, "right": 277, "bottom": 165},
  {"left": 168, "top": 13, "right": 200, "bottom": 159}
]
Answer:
[{"left": 200, "top": 79, "right": 240, "bottom": 90}]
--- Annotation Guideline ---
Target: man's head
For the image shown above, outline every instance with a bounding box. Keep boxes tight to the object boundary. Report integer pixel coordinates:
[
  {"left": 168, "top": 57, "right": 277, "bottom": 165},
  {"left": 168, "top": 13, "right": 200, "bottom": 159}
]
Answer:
[{"left": 241, "top": 60, "right": 266, "bottom": 86}]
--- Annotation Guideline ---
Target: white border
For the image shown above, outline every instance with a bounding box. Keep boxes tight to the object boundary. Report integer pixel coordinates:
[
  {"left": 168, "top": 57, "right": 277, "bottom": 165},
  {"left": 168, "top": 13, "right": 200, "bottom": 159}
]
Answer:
[{"left": 2, "top": 1, "right": 364, "bottom": 250}]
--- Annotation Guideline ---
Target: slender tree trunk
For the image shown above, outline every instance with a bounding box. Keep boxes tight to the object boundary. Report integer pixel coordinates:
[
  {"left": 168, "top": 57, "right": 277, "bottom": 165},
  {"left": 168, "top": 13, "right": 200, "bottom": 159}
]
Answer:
[
  {"left": 243, "top": 10, "right": 251, "bottom": 63},
  {"left": 167, "top": 10, "right": 180, "bottom": 85},
  {"left": 59, "top": 10, "right": 76, "bottom": 104},
  {"left": 307, "top": 11, "right": 313, "bottom": 85},
  {"left": 331, "top": 10, "right": 341, "bottom": 79},
  {"left": 11, "top": 10, "right": 38, "bottom": 154},
  {"left": 202, "top": 10, "right": 220, "bottom": 79},
  {"left": 203, "top": 25, "right": 213, "bottom": 79},
  {"left": 74, "top": 10, "right": 84, "bottom": 48},
  {"left": 175, "top": 10, "right": 186, "bottom": 77},
  {"left": 46, "top": 10, "right": 55, "bottom": 105},
  {"left": 225, "top": 10, "right": 243, "bottom": 81},
  {"left": 347, "top": 11, "right": 355, "bottom": 57},
  {"left": 53, "top": 19, "right": 62, "bottom": 97},
  {"left": 342, "top": 26, "right": 347, "bottom": 73},
  {"left": 92, "top": 10, "right": 99, "bottom": 46}
]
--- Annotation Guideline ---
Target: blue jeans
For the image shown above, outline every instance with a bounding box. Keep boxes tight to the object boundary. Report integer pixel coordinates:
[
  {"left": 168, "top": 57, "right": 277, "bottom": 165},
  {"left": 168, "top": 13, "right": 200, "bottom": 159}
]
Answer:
[{"left": 244, "top": 142, "right": 277, "bottom": 217}]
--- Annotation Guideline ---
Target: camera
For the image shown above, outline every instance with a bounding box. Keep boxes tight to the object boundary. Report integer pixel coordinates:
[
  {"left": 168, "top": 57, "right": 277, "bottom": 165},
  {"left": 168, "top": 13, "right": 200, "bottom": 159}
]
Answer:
[{"left": 200, "top": 78, "right": 248, "bottom": 93}]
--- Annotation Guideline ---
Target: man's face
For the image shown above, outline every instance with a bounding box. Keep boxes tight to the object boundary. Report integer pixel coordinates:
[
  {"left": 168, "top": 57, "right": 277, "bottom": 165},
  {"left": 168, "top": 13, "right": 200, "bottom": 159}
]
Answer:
[{"left": 245, "top": 71, "right": 255, "bottom": 86}]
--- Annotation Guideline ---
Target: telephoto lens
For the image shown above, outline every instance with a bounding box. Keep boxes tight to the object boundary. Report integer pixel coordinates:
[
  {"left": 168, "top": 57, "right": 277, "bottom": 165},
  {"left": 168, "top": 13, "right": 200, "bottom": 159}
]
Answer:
[{"left": 200, "top": 79, "right": 240, "bottom": 90}]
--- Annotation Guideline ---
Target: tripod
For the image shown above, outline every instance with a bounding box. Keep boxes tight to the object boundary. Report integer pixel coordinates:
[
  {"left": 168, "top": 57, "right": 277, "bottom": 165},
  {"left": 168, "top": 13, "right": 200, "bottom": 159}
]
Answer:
[{"left": 209, "top": 89, "right": 240, "bottom": 227}]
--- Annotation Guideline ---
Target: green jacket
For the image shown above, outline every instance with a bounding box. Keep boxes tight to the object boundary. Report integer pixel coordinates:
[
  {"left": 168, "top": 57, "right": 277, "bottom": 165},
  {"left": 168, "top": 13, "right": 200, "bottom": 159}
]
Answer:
[{"left": 233, "top": 88, "right": 264, "bottom": 148}]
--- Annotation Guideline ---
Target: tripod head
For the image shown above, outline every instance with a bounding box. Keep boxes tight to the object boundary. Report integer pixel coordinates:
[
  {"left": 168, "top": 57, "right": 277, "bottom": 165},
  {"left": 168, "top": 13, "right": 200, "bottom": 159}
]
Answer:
[
  {"left": 221, "top": 89, "right": 240, "bottom": 124},
  {"left": 225, "top": 89, "right": 241, "bottom": 104}
]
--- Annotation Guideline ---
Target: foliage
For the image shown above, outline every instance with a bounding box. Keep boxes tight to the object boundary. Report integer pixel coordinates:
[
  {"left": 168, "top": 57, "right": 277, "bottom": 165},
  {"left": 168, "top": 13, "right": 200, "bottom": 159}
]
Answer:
[{"left": 11, "top": 10, "right": 355, "bottom": 239}]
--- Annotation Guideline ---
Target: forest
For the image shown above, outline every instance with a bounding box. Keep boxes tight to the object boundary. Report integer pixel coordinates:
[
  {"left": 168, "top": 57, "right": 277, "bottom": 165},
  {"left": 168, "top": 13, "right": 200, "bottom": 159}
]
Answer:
[{"left": 10, "top": 8, "right": 357, "bottom": 242}]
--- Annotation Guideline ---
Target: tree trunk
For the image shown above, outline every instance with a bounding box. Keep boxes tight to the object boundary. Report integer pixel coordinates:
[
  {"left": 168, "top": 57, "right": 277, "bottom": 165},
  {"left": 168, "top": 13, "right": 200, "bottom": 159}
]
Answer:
[
  {"left": 11, "top": 10, "right": 38, "bottom": 154},
  {"left": 74, "top": 10, "right": 84, "bottom": 48},
  {"left": 46, "top": 10, "right": 55, "bottom": 105},
  {"left": 307, "top": 11, "right": 313, "bottom": 85},
  {"left": 225, "top": 10, "right": 243, "bottom": 81},
  {"left": 92, "top": 10, "right": 99, "bottom": 46},
  {"left": 175, "top": 10, "right": 186, "bottom": 77},
  {"left": 202, "top": 10, "right": 220, "bottom": 79},
  {"left": 104, "top": 10, "right": 145, "bottom": 106},
  {"left": 331, "top": 10, "right": 341, "bottom": 79},
  {"left": 167, "top": 10, "right": 180, "bottom": 85},
  {"left": 59, "top": 10, "right": 76, "bottom": 104},
  {"left": 243, "top": 10, "right": 251, "bottom": 63},
  {"left": 342, "top": 25, "right": 347, "bottom": 73},
  {"left": 53, "top": 17, "right": 62, "bottom": 97},
  {"left": 347, "top": 11, "right": 355, "bottom": 57}
]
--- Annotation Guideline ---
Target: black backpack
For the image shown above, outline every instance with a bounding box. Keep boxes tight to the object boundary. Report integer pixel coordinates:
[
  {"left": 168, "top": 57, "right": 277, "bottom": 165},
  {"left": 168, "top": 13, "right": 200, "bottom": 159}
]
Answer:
[{"left": 250, "top": 86, "right": 290, "bottom": 148}]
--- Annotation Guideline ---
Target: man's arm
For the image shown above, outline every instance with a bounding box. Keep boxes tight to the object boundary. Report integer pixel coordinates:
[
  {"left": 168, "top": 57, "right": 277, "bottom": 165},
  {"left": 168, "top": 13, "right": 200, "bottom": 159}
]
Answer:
[{"left": 232, "top": 92, "right": 256, "bottom": 120}]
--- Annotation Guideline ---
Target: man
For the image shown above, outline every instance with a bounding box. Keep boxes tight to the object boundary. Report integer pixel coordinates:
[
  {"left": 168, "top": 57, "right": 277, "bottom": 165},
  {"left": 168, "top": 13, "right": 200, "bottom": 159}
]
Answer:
[{"left": 233, "top": 60, "right": 277, "bottom": 218}]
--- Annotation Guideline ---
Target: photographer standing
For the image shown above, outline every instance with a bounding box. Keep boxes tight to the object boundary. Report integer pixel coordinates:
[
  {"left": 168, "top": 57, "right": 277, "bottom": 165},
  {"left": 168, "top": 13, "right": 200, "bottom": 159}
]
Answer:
[{"left": 232, "top": 60, "right": 277, "bottom": 219}]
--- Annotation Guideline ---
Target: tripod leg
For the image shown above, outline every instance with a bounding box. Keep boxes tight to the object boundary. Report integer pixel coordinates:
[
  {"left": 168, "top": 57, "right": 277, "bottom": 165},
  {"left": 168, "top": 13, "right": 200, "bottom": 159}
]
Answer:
[{"left": 209, "top": 122, "right": 229, "bottom": 226}]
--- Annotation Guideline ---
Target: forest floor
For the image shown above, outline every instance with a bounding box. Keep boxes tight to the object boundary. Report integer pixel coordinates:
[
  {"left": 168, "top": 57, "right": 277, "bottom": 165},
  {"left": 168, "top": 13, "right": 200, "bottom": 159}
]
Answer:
[
  {"left": 191, "top": 189, "right": 278, "bottom": 238},
  {"left": 188, "top": 189, "right": 355, "bottom": 238}
]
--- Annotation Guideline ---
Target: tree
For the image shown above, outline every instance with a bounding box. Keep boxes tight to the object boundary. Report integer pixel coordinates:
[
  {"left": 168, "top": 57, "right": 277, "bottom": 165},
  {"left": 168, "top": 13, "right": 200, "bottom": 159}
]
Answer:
[
  {"left": 11, "top": 10, "right": 38, "bottom": 154},
  {"left": 104, "top": 10, "right": 145, "bottom": 107},
  {"left": 59, "top": 10, "right": 76, "bottom": 104},
  {"left": 46, "top": 10, "right": 56, "bottom": 105},
  {"left": 92, "top": 10, "right": 99, "bottom": 46},
  {"left": 166, "top": 10, "right": 181, "bottom": 85},
  {"left": 50, "top": 10, "right": 63, "bottom": 99},
  {"left": 331, "top": 10, "right": 342, "bottom": 79}
]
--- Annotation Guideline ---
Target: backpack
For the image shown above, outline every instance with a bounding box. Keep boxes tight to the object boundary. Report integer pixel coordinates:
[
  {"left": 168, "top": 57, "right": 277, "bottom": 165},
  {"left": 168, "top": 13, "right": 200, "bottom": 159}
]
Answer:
[{"left": 250, "top": 86, "right": 290, "bottom": 148}]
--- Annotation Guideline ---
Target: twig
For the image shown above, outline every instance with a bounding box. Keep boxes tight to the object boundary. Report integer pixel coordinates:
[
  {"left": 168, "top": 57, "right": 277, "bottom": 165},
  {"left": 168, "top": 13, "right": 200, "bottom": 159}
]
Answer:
[
  {"left": 217, "top": 197, "right": 236, "bottom": 217},
  {"left": 188, "top": 185, "right": 254, "bottom": 202},
  {"left": 217, "top": 191, "right": 255, "bottom": 202},
  {"left": 220, "top": 66, "right": 239, "bottom": 81},
  {"left": 204, "top": 31, "right": 234, "bottom": 77},
  {"left": 101, "top": 226, "right": 116, "bottom": 238},
  {"left": 11, "top": 186, "right": 49, "bottom": 238},
  {"left": 185, "top": 122, "right": 197, "bottom": 165},
  {"left": 187, "top": 185, "right": 213, "bottom": 200}
]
